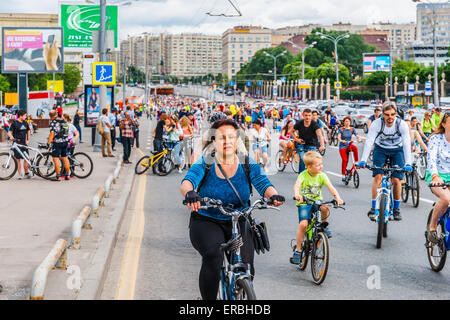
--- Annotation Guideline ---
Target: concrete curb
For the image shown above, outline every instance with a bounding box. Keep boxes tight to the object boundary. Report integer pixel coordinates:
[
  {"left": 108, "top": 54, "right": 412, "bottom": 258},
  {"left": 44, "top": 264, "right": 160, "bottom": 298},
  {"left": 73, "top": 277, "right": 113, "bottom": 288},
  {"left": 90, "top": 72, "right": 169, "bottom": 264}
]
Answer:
[{"left": 76, "top": 161, "right": 136, "bottom": 300}]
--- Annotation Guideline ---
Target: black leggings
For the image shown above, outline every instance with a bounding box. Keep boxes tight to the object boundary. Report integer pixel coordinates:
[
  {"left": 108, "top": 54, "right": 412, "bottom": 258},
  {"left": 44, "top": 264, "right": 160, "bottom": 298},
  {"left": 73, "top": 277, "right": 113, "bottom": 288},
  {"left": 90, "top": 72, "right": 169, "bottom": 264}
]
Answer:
[{"left": 189, "top": 212, "right": 255, "bottom": 300}]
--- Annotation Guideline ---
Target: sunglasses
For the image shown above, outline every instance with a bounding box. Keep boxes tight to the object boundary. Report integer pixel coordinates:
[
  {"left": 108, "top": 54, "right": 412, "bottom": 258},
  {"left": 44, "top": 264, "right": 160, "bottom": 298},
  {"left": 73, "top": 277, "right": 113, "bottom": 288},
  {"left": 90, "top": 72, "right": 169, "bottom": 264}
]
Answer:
[{"left": 383, "top": 112, "right": 396, "bottom": 117}]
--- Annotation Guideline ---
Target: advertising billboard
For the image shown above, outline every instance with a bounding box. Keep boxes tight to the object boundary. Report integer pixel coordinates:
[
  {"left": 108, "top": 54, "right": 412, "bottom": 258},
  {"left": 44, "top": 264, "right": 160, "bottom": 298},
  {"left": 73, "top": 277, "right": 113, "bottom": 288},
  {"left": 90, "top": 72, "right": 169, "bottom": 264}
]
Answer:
[
  {"left": 60, "top": 3, "right": 118, "bottom": 51},
  {"left": 84, "top": 85, "right": 114, "bottom": 127},
  {"left": 2, "top": 27, "right": 64, "bottom": 73},
  {"left": 363, "top": 53, "right": 390, "bottom": 75}
]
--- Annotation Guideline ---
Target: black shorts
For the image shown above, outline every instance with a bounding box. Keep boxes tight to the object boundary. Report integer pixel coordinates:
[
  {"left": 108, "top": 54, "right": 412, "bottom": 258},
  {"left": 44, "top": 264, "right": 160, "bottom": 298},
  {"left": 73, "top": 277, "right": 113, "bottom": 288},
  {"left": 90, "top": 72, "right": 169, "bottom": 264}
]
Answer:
[
  {"left": 13, "top": 143, "right": 28, "bottom": 160},
  {"left": 52, "top": 142, "right": 68, "bottom": 158}
]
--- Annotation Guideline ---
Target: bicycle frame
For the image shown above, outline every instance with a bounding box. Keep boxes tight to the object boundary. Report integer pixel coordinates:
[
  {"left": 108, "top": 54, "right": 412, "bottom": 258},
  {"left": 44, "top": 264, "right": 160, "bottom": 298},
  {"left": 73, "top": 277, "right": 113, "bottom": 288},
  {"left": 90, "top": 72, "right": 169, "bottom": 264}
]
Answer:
[
  {"left": 375, "top": 175, "right": 393, "bottom": 223},
  {"left": 438, "top": 209, "right": 450, "bottom": 250},
  {"left": 141, "top": 149, "right": 168, "bottom": 168},
  {"left": 7, "top": 143, "right": 44, "bottom": 169}
]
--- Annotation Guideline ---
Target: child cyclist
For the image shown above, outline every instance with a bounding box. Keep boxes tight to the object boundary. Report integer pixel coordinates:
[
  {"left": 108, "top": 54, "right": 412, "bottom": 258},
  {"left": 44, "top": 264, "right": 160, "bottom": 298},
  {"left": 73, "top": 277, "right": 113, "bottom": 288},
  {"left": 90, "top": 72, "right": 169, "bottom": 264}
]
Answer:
[{"left": 291, "top": 151, "right": 344, "bottom": 264}]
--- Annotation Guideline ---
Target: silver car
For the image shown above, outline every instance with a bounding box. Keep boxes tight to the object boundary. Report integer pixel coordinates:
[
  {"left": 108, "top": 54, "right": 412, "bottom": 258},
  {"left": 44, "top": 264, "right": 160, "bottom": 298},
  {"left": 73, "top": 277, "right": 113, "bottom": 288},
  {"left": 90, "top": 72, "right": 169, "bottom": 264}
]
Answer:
[{"left": 348, "top": 109, "right": 373, "bottom": 130}]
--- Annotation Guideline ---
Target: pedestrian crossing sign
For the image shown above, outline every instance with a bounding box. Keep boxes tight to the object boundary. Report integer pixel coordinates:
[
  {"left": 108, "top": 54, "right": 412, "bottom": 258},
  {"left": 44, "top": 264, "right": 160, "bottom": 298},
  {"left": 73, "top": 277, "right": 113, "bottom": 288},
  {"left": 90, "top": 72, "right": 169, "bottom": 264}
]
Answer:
[
  {"left": 92, "top": 62, "right": 116, "bottom": 86},
  {"left": 334, "top": 81, "right": 342, "bottom": 89}
]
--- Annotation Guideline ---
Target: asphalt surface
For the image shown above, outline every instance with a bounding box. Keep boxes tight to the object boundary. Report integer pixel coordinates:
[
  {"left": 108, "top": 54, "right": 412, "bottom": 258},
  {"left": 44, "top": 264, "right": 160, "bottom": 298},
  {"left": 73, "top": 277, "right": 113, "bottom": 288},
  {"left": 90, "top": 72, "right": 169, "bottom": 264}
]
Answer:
[{"left": 101, "top": 113, "right": 450, "bottom": 300}]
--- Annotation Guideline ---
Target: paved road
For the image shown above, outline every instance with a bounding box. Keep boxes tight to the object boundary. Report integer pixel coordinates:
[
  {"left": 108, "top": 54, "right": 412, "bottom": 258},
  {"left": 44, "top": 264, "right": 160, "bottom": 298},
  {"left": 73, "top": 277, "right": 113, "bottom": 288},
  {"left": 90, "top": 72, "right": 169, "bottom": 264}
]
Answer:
[{"left": 100, "top": 112, "right": 450, "bottom": 300}]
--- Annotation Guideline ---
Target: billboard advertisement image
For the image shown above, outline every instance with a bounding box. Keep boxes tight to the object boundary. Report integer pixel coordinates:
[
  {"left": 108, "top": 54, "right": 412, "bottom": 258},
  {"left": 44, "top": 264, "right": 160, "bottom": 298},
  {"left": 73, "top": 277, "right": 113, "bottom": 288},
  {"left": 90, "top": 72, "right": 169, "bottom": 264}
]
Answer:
[
  {"left": 2, "top": 27, "right": 64, "bottom": 73},
  {"left": 60, "top": 3, "right": 118, "bottom": 51},
  {"left": 84, "top": 85, "right": 114, "bottom": 127},
  {"left": 363, "top": 54, "right": 390, "bottom": 75}
]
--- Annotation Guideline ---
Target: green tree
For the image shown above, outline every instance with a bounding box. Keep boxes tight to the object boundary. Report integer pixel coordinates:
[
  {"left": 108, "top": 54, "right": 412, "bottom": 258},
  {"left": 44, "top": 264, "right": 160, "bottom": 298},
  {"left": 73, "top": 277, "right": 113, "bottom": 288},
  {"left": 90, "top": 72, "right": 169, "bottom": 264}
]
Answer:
[
  {"left": 58, "top": 64, "right": 82, "bottom": 95},
  {"left": 364, "top": 71, "right": 389, "bottom": 86},
  {"left": 314, "top": 63, "right": 351, "bottom": 86}
]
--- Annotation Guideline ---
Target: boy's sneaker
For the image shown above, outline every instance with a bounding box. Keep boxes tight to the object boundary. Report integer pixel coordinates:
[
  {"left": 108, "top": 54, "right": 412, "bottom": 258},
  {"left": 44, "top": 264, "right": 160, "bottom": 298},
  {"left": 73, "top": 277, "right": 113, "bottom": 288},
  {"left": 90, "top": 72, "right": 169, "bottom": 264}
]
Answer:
[
  {"left": 290, "top": 250, "right": 302, "bottom": 265},
  {"left": 324, "top": 227, "right": 332, "bottom": 238}
]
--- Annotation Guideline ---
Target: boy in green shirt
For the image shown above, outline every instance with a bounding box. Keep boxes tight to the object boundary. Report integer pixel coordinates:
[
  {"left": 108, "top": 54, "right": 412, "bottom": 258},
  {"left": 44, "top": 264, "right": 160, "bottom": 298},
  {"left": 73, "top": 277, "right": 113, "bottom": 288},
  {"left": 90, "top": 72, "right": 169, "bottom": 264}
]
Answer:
[{"left": 291, "top": 151, "right": 344, "bottom": 265}]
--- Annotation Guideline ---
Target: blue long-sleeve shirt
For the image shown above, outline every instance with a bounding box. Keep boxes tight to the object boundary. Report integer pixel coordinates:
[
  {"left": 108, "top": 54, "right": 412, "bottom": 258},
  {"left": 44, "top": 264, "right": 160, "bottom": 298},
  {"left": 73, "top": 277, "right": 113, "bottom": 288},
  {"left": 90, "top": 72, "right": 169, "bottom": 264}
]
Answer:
[
  {"left": 251, "top": 110, "right": 265, "bottom": 123},
  {"left": 182, "top": 156, "right": 274, "bottom": 220}
]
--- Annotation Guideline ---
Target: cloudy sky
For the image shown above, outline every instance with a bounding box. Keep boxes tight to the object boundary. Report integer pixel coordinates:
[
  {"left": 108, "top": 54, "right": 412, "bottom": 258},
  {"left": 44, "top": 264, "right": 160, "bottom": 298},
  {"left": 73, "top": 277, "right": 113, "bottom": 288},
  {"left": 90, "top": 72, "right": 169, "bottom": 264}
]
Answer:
[{"left": 1, "top": 0, "right": 419, "bottom": 39}]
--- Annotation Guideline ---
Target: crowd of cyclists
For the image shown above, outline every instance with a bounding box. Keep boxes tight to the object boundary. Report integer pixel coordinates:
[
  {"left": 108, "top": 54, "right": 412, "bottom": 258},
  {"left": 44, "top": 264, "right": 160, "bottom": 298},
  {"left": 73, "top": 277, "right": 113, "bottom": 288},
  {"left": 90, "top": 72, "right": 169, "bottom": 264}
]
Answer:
[{"left": 1, "top": 91, "right": 448, "bottom": 300}]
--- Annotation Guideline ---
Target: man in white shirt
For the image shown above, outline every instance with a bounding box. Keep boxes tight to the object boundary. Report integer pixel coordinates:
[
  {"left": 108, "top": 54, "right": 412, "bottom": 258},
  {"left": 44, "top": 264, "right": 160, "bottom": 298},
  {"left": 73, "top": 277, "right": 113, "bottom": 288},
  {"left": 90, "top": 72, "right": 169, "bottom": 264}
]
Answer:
[
  {"left": 358, "top": 102, "right": 413, "bottom": 221},
  {"left": 100, "top": 108, "right": 114, "bottom": 157}
]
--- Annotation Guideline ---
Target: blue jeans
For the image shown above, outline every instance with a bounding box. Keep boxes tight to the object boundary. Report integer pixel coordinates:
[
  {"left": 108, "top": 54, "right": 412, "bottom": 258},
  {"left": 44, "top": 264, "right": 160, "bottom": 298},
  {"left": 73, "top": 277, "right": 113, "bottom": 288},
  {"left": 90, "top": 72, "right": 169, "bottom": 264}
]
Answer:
[
  {"left": 296, "top": 144, "right": 318, "bottom": 173},
  {"left": 171, "top": 141, "right": 183, "bottom": 166}
]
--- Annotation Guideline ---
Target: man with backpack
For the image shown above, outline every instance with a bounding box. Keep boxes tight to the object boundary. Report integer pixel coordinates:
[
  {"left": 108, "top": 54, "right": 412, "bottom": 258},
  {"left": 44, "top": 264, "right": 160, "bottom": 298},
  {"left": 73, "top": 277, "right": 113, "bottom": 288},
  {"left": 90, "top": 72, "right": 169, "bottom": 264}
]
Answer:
[
  {"left": 47, "top": 110, "right": 71, "bottom": 181},
  {"left": 358, "top": 102, "right": 413, "bottom": 221}
]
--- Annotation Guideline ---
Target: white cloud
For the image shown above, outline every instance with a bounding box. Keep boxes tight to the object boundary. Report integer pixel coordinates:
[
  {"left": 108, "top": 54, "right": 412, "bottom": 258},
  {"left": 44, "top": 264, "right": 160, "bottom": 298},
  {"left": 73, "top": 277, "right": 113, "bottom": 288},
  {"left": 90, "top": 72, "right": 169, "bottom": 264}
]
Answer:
[{"left": 0, "top": 0, "right": 418, "bottom": 39}]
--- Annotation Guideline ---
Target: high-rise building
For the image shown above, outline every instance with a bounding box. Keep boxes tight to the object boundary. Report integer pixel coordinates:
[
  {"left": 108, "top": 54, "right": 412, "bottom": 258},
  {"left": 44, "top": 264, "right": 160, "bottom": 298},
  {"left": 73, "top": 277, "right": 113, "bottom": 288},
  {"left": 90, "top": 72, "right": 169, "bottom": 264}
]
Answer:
[
  {"left": 222, "top": 26, "right": 272, "bottom": 80},
  {"left": 416, "top": 2, "right": 450, "bottom": 46}
]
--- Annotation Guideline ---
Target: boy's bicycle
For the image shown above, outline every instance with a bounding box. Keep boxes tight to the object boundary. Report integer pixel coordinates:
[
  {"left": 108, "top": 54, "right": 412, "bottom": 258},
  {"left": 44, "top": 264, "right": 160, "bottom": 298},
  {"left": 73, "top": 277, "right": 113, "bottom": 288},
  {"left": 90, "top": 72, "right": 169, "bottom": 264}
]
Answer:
[
  {"left": 183, "top": 197, "right": 279, "bottom": 300},
  {"left": 342, "top": 141, "right": 360, "bottom": 188},
  {"left": 291, "top": 197, "right": 345, "bottom": 285},
  {"left": 362, "top": 163, "right": 405, "bottom": 249},
  {"left": 0, "top": 140, "right": 54, "bottom": 180},
  {"left": 425, "top": 183, "right": 450, "bottom": 272},
  {"left": 135, "top": 140, "right": 176, "bottom": 176}
]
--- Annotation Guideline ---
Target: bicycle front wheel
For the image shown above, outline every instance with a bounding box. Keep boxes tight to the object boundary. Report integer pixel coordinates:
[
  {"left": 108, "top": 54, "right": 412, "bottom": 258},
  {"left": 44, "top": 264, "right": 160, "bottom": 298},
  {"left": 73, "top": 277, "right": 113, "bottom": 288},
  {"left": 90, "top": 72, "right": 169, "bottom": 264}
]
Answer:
[
  {"left": 411, "top": 171, "right": 420, "bottom": 208},
  {"left": 71, "top": 152, "right": 93, "bottom": 179},
  {"left": 353, "top": 170, "right": 360, "bottom": 188},
  {"left": 135, "top": 156, "right": 151, "bottom": 175},
  {"left": 291, "top": 151, "right": 301, "bottom": 173},
  {"left": 426, "top": 209, "right": 447, "bottom": 272},
  {"left": 275, "top": 150, "right": 286, "bottom": 172},
  {"left": 0, "top": 152, "right": 18, "bottom": 180},
  {"left": 401, "top": 174, "right": 409, "bottom": 203},
  {"left": 311, "top": 232, "right": 330, "bottom": 285},
  {"left": 235, "top": 278, "right": 256, "bottom": 300},
  {"left": 376, "top": 194, "right": 387, "bottom": 249},
  {"left": 35, "top": 152, "right": 55, "bottom": 179},
  {"left": 417, "top": 155, "right": 426, "bottom": 180}
]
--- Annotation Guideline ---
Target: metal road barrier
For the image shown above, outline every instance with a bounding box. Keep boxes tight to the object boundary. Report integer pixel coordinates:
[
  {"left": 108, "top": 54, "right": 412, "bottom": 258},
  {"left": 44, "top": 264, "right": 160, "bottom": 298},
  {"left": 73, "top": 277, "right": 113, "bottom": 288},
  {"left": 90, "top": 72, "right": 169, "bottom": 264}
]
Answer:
[
  {"left": 30, "top": 239, "right": 68, "bottom": 300},
  {"left": 91, "top": 187, "right": 105, "bottom": 217},
  {"left": 71, "top": 206, "right": 93, "bottom": 250}
]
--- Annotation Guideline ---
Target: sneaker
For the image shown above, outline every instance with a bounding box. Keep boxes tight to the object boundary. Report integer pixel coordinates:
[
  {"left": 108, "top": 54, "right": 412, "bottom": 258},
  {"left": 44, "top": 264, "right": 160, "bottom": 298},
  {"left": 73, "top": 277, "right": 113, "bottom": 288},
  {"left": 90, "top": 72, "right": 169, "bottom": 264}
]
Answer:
[
  {"left": 324, "top": 227, "right": 332, "bottom": 238},
  {"left": 368, "top": 208, "right": 376, "bottom": 221},
  {"left": 69, "top": 174, "right": 76, "bottom": 180},
  {"left": 178, "top": 167, "right": 183, "bottom": 173},
  {"left": 290, "top": 250, "right": 302, "bottom": 265},
  {"left": 342, "top": 176, "right": 346, "bottom": 182},
  {"left": 393, "top": 208, "right": 402, "bottom": 221},
  {"left": 24, "top": 173, "right": 32, "bottom": 179},
  {"left": 55, "top": 174, "right": 62, "bottom": 182},
  {"left": 64, "top": 174, "right": 70, "bottom": 181},
  {"left": 18, "top": 173, "right": 24, "bottom": 180}
]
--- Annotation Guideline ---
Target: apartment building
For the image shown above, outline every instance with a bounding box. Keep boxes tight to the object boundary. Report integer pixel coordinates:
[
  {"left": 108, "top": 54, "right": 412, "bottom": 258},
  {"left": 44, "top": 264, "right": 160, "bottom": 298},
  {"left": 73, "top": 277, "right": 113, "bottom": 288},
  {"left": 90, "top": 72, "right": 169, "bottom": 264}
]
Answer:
[
  {"left": 222, "top": 26, "right": 272, "bottom": 80},
  {"left": 417, "top": 2, "right": 450, "bottom": 46}
]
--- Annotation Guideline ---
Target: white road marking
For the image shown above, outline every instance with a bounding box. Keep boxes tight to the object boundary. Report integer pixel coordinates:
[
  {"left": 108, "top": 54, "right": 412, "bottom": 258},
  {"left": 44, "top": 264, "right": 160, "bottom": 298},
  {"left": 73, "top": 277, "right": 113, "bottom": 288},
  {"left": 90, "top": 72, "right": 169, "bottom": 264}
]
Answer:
[{"left": 326, "top": 171, "right": 342, "bottom": 178}]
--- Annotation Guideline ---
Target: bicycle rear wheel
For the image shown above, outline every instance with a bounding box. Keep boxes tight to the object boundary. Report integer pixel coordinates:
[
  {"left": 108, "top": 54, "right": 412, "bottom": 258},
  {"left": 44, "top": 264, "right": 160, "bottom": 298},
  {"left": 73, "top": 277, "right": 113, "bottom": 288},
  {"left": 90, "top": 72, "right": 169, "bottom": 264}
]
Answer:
[
  {"left": 0, "top": 152, "right": 17, "bottom": 180},
  {"left": 311, "top": 232, "right": 330, "bottom": 285},
  {"left": 353, "top": 170, "right": 360, "bottom": 188},
  {"left": 275, "top": 150, "right": 286, "bottom": 172},
  {"left": 235, "top": 278, "right": 256, "bottom": 300},
  {"left": 135, "top": 156, "right": 151, "bottom": 175},
  {"left": 376, "top": 194, "right": 387, "bottom": 249},
  {"left": 426, "top": 209, "right": 447, "bottom": 272},
  {"left": 411, "top": 171, "right": 420, "bottom": 208},
  {"left": 155, "top": 156, "right": 174, "bottom": 176},
  {"left": 71, "top": 152, "right": 93, "bottom": 179}
]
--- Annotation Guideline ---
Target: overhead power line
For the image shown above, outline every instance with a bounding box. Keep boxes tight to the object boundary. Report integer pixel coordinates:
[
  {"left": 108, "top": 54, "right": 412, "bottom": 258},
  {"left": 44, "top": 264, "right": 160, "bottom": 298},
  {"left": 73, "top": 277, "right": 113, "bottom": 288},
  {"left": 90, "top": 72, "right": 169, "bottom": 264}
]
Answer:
[{"left": 206, "top": 0, "right": 242, "bottom": 17}]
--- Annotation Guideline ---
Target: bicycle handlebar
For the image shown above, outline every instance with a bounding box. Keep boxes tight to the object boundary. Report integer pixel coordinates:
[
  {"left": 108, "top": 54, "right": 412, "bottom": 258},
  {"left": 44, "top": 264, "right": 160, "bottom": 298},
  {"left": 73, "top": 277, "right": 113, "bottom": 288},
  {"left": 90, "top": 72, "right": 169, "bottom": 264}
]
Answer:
[
  {"left": 428, "top": 183, "right": 450, "bottom": 188},
  {"left": 183, "top": 197, "right": 280, "bottom": 217},
  {"left": 292, "top": 197, "right": 346, "bottom": 210},
  {"left": 360, "top": 165, "right": 406, "bottom": 172}
]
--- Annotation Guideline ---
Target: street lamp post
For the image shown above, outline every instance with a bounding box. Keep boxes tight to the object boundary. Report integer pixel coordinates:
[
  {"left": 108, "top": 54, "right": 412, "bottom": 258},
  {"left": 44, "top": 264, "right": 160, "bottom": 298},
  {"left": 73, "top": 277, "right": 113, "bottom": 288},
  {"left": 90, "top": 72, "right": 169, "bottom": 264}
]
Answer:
[
  {"left": 286, "top": 40, "right": 317, "bottom": 101},
  {"left": 315, "top": 32, "right": 350, "bottom": 101},
  {"left": 263, "top": 50, "right": 287, "bottom": 100}
]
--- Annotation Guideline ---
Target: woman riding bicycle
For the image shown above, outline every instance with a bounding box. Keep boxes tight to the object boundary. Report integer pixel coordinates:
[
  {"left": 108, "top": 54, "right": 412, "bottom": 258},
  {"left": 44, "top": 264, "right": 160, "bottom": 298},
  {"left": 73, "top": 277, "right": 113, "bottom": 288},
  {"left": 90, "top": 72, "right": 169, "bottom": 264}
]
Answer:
[
  {"left": 338, "top": 116, "right": 362, "bottom": 182},
  {"left": 425, "top": 112, "right": 450, "bottom": 244},
  {"left": 279, "top": 120, "right": 294, "bottom": 164},
  {"left": 180, "top": 118, "right": 284, "bottom": 300}
]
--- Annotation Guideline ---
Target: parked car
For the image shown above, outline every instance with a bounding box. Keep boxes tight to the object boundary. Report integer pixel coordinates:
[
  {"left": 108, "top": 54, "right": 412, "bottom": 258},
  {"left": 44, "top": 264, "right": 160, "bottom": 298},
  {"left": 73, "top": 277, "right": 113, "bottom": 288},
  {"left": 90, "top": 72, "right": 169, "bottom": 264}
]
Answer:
[
  {"left": 225, "top": 91, "right": 234, "bottom": 96},
  {"left": 348, "top": 108, "right": 373, "bottom": 130},
  {"left": 353, "top": 102, "right": 371, "bottom": 109},
  {"left": 333, "top": 108, "right": 352, "bottom": 123}
]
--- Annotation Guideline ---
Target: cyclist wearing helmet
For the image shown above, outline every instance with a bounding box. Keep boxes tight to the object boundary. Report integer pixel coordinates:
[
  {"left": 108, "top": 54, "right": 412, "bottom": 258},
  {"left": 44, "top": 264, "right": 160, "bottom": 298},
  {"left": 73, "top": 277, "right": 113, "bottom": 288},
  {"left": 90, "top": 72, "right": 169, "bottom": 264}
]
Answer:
[{"left": 358, "top": 102, "right": 413, "bottom": 222}]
